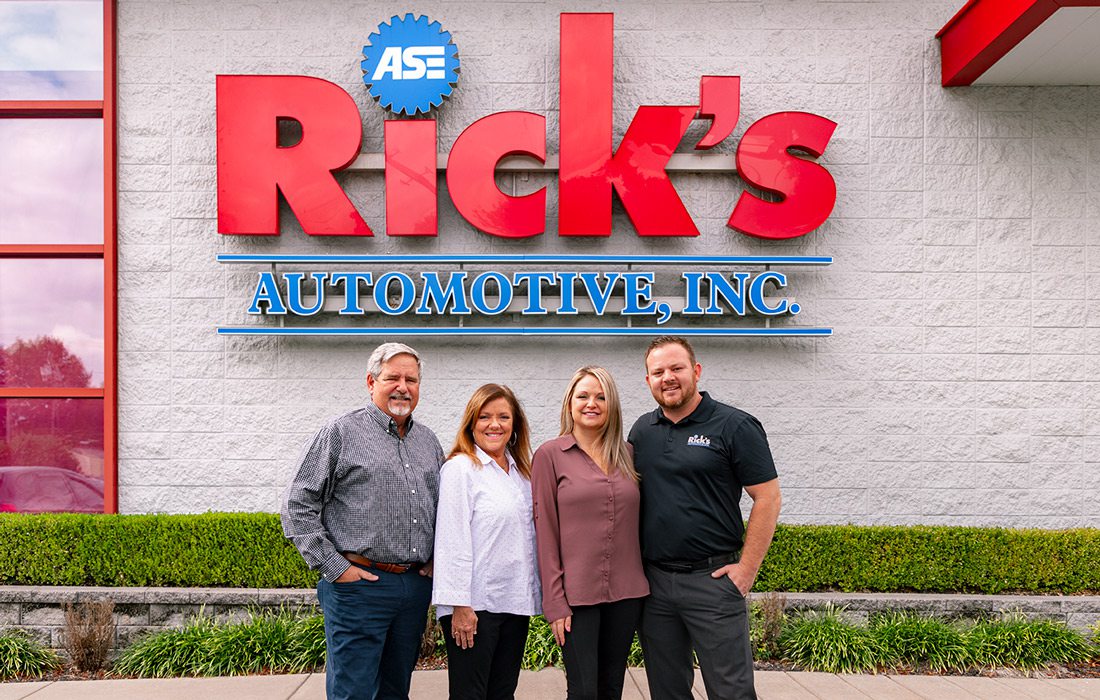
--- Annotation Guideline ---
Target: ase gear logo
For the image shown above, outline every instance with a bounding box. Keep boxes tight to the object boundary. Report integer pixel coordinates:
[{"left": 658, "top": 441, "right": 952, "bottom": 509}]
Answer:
[{"left": 361, "top": 13, "right": 460, "bottom": 116}]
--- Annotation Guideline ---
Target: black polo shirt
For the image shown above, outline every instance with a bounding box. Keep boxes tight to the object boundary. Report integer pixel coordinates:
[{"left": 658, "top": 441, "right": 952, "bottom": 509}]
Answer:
[{"left": 628, "top": 391, "right": 777, "bottom": 564}]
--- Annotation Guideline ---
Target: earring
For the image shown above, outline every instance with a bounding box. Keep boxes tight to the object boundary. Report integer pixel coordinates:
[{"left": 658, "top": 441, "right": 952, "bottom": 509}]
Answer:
[{"left": 509, "top": 432, "right": 518, "bottom": 447}]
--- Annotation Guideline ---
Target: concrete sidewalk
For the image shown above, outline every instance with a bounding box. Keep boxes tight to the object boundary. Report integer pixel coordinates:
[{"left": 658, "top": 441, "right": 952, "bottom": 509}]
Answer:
[{"left": 1, "top": 669, "right": 1098, "bottom": 699}]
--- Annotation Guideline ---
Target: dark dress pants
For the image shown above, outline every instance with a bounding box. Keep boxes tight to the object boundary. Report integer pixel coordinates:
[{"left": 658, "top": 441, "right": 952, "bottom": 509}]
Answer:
[
  {"left": 639, "top": 566, "right": 756, "bottom": 700},
  {"left": 561, "top": 597, "right": 644, "bottom": 700},
  {"left": 440, "top": 611, "right": 529, "bottom": 700},
  {"left": 317, "top": 568, "right": 433, "bottom": 700}
]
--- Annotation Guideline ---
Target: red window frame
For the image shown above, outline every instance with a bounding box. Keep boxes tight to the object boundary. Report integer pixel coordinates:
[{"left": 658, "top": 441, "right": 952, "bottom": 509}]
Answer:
[{"left": 0, "top": 1, "right": 117, "bottom": 513}]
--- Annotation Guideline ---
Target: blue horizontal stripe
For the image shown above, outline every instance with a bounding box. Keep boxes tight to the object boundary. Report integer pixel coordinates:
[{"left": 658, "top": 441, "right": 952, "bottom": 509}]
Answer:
[
  {"left": 216, "top": 327, "right": 832, "bottom": 337},
  {"left": 215, "top": 254, "right": 832, "bottom": 265}
]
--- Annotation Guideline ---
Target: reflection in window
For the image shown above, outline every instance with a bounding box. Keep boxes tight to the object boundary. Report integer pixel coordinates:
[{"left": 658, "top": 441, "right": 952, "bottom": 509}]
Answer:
[
  {"left": 0, "top": 119, "right": 103, "bottom": 244},
  {"left": 0, "top": 1, "right": 103, "bottom": 100},
  {"left": 0, "top": 398, "right": 104, "bottom": 513},
  {"left": 0, "top": 259, "right": 103, "bottom": 387}
]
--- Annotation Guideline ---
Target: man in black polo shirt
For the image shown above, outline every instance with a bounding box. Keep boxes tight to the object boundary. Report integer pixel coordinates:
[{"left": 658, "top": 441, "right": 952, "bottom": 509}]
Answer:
[{"left": 628, "top": 336, "right": 782, "bottom": 700}]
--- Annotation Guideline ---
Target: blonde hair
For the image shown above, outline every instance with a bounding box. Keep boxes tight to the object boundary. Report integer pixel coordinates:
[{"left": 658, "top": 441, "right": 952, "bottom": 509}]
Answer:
[
  {"left": 450, "top": 383, "right": 533, "bottom": 479},
  {"left": 559, "top": 366, "right": 637, "bottom": 482}
]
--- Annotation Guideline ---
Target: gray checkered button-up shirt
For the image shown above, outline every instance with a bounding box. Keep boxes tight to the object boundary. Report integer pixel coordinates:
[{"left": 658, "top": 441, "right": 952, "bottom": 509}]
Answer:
[{"left": 281, "top": 403, "right": 445, "bottom": 581}]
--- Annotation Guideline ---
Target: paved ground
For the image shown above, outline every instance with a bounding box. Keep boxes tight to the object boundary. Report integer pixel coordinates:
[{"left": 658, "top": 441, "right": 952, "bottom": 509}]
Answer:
[{"left": 1, "top": 669, "right": 1097, "bottom": 699}]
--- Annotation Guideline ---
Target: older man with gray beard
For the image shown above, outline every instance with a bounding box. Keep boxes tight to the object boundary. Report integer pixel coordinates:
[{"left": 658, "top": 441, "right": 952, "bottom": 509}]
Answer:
[{"left": 282, "top": 342, "right": 445, "bottom": 700}]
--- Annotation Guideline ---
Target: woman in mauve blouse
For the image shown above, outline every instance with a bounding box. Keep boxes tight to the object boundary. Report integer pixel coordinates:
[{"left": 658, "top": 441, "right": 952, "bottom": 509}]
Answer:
[{"left": 532, "top": 366, "right": 649, "bottom": 700}]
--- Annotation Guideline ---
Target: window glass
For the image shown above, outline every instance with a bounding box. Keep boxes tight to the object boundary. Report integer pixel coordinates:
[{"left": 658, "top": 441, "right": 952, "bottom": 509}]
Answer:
[
  {"left": 0, "top": 398, "right": 104, "bottom": 513},
  {"left": 0, "top": 1, "right": 103, "bottom": 100},
  {"left": 0, "top": 119, "right": 104, "bottom": 244},
  {"left": 0, "top": 259, "right": 103, "bottom": 388}
]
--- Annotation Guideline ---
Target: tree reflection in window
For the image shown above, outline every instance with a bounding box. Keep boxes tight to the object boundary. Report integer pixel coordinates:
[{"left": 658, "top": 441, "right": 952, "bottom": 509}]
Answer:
[{"left": 0, "top": 337, "right": 101, "bottom": 474}]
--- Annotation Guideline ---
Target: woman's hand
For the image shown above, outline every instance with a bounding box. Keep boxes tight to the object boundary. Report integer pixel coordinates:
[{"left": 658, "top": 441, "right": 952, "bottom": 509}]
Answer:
[
  {"left": 451, "top": 606, "right": 478, "bottom": 649},
  {"left": 550, "top": 615, "right": 572, "bottom": 646}
]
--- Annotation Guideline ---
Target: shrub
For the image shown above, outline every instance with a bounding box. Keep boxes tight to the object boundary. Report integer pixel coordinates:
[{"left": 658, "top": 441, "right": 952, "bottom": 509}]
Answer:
[
  {"left": 779, "top": 606, "right": 884, "bottom": 673},
  {"left": 0, "top": 513, "right": 1096, "bottom": 592},
  {"left": 626, "top": 631, "right": 644, "bottom": 667},
  {"left": 750, "top": 593, "right": 787, "bottom": 660},
  {"left": 111, "top": 616, "right": 220, "bottom": 677},
  {"left": 870, "top": 612, "right": 970, "bottom": 671},
  {"left": 966, "top": 614, "right": 1094, "bottom": 670},
  {"left": 111, "top": 610, "right": 325, "bottom": 678},
  {"left": 0, "top": 632, "right": 62, "bottom": 680},
  {"left": 522, "top": 615, "right": 562, "bottom": 670},
  {"left": 0, "top": 513, "right": 315, "bottom": 587},
  {"left": 757, "top": 524, "right": 1100, "bottom": 594},
  {"left": 63, "top": 600, "right": 115, "bottom": 672}
]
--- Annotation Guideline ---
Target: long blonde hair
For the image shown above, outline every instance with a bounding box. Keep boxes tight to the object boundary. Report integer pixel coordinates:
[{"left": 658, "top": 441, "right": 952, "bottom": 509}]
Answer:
[
  {"left": 559, "top": 366, "right": 637, "bottom": 482},
  {"left": 450, "top": 383, "right": 533, "bottom": 479}
]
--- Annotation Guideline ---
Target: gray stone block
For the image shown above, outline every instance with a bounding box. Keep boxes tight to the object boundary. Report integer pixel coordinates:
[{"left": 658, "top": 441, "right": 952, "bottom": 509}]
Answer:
[
  {"left": 189, "top": 588, "right": 257, "bottom": 605},
  {"left": 211, "top": 605, "right": 251, "bottom": 624},
  {"left": 1066, "top": 612, "right": 1100, "bottom": 631},
  {"left": 115, "top": 624, "right": 163, "bottom": 647},
  {"left": 149, "top": 603, "right": 202, "bottom": 627},
  {"left": 20, "top": 603, "right": 66, "bottom": 626},
  {"left": 0, "top": 603, "right": 19, "bottom": 625}
]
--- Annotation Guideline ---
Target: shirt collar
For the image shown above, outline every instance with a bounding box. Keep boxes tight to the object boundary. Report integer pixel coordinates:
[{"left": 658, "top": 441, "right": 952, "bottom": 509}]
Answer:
[
  {"left": 558, "top": 434, "right": 579, "bottom": 451},
  {"left": 650, "top": 391, "right": 716, "bottom": 425},
  {"left": 365, "top": 401, "right": 415, "bottom": 435},
  {"left": 475, "top": 444, "right": 516, "bottom": 471}
]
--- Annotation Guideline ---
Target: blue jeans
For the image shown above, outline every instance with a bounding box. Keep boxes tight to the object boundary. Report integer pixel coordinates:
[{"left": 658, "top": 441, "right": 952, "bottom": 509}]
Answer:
[{"left": 317, "top": 568, "right": 433, "bottom": 700}]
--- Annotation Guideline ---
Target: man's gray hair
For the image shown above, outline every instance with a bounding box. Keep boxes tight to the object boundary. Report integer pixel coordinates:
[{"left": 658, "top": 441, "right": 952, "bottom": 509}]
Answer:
[{"left": 367, "top": 342, "right": 423, "bottom": 379}]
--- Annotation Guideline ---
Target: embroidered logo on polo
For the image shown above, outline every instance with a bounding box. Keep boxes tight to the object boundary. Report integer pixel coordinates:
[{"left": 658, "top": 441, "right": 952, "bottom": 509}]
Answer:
[
  {"left": 361, "top": 13, "right": 460, "bottom": 116},
  {"left": 687, "top": 434, "right": 711, "bottom": 448}
]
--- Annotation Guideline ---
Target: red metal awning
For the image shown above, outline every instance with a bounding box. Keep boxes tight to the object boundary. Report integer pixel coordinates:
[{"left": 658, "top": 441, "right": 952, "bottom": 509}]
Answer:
[{"left": 937, "top": 0, "right": 1100, "bottom": 86}]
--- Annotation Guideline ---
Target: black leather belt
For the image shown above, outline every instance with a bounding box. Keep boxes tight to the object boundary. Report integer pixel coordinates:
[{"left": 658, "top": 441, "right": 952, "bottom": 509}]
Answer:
[{"left": 648, "top": 551, "right": 741, "bottom": 574}]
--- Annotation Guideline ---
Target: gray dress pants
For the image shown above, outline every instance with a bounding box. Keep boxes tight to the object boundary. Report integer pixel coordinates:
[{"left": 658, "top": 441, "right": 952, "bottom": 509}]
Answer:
[{"left": 639, "top": 565, "right": 756, "bottom": 700}]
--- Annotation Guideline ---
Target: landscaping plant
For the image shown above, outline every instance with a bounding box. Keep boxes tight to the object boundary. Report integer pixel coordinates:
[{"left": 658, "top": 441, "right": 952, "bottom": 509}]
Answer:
[
  {"left": 62, "top": 600, "right": 115, "bottom": 672},
  {"left": 870, "top": 612, "right": 970, "bottom": 672},
  {"left": 750, "top": 593, "right": 787, "bottom": 660},
  {"left": 522, "top": 616, "right": 562, "bottom": 670},
  {"left": 2, "top": 514, "right": 1098, "bottom": 594},
  {"left": 778, "top": 605, "right": 884, "bottom": 673},
  {"left": 0, "top": 632, "right": 62, "bottom": 680},
  {"left": 111, "top": 610, "right": 326, "bottom": 678},
  {"left": 966, "top": 614, "right": 1095, "bottom": 670}
]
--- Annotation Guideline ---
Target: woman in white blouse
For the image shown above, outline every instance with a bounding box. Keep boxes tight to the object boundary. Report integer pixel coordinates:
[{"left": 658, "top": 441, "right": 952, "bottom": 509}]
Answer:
[{"left": 433, "top": 383, "right": 541, "bottom": 700}]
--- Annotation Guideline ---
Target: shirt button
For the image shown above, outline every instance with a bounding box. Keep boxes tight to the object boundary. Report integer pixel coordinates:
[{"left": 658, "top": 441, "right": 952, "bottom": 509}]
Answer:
[
  {"left": 412, "top": 548, "right": 417, "bottom": 552},
  {"left": 405, "top": 464, "right": 410, "bottom": 468},
  {"left": 411, "top": 489, "right": 416, "bottom": 493},
  {"left": 413, "top": 519, "right": 418, "bottom": 523}
]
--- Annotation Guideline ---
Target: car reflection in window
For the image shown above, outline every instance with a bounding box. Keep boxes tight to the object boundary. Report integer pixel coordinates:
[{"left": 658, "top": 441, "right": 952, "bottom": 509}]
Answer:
[{"left": 0, "top": 466, "right": 104, "bottom": 513}]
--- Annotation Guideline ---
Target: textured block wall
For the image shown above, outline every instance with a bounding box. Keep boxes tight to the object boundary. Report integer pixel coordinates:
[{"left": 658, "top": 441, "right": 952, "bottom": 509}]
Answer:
[{"left": 115, "top": 0, "right": 1100, "bottom": 527}]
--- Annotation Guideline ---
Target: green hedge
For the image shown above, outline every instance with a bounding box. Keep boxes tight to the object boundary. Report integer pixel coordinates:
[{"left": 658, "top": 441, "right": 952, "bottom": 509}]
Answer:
[
  {"left": 0, "top": 514, "right": 1097, "bottom": 593},
  {"left": 0, "top": 513, "right": 315, "bottom": 588},
  {"left": 758, "top": 524, "right": 1100, "bottom": 594}
]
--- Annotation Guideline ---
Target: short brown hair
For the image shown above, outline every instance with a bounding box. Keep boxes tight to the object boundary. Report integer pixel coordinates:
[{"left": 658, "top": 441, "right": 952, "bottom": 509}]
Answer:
[{"left": 644, "top": 336, "right": 696, "bottom": 371}]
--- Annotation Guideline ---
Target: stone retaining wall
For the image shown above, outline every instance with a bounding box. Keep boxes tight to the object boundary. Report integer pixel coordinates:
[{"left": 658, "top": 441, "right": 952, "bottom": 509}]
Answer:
[{"left": 1, "top": 587, "right": 1097, "bottom": 651}]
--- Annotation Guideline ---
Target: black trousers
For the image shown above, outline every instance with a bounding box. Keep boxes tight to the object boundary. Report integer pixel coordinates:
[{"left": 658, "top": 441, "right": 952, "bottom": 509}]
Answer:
[
  {"left": 561, "top": 597, "right": 644, "bottom": 700},
  {"left": 639, "top": 566, "right": 756, "bottom": 700},
  {"left": 440, "top": 611, "right": 529, "bottom": 700}
]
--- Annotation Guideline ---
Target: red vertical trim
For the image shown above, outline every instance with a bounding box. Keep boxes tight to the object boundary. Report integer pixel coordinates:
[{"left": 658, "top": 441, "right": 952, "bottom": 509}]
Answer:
[{"left": 102, "top": 0, "right": 118, "bottom": 514}]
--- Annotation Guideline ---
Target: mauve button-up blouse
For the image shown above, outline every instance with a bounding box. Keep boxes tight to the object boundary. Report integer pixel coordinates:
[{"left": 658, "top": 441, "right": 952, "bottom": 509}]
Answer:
[{"left": 532, "top": 434, "right": 649, "bottom": 622}]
